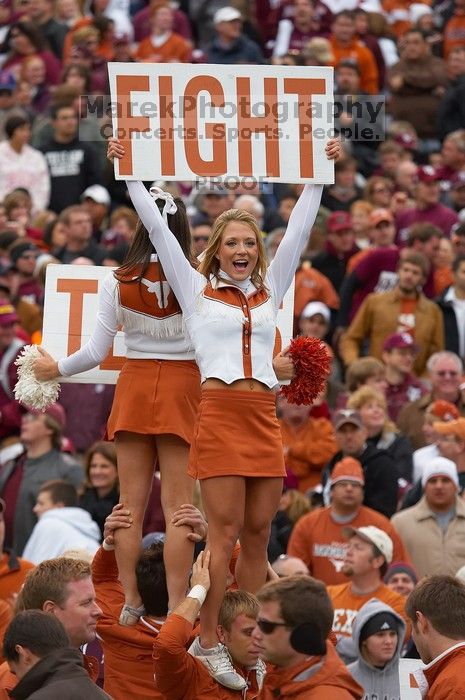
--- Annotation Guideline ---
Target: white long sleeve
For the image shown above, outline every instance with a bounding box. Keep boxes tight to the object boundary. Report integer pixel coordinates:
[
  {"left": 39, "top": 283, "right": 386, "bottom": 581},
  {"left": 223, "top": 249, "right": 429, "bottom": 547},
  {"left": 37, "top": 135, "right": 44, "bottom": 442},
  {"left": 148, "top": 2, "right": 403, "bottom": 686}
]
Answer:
[
  {"left": 58, "top": 274, "right": 119, "bottom": 376},
  {"left": 126, "top": 180, "right": 205, "bottom": 315},
  {"left": 267, "top": 184, "right": 323, "bottom": 309},
  {"left": 273, "top": 19, "right": 293, "bottom": 58}
]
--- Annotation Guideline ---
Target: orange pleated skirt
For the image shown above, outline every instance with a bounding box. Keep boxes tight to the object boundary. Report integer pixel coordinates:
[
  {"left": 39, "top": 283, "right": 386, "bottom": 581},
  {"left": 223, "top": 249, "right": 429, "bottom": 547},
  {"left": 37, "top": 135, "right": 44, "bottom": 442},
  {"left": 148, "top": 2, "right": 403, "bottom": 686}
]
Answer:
[
  {"left": 107, "top": 358, "right": 200, "bottom": 443},
  {"left": 188, "top": 389, "right": 286, "bottom": 479}
]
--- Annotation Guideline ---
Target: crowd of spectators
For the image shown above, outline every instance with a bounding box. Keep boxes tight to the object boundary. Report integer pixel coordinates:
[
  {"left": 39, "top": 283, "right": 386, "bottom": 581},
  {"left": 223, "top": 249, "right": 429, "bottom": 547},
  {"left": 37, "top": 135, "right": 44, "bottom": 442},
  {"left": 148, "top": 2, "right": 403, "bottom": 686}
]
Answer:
[{"left": 0, "top": 0, "right": 464, "bottom": 696}]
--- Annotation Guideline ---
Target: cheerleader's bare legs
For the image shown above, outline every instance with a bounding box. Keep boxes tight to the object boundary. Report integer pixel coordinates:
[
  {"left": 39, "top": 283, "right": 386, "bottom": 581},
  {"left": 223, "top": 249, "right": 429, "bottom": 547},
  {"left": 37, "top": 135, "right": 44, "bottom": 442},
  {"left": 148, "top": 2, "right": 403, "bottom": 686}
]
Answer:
[
  {"left": 156, "top": 434, "right": 195, "bottom": 610},
  {"left": 191, "top": 475, "right": 282, "bottom": 690},
  {"left": 115, "top": 431, "right": 194, "bottom": 623}
]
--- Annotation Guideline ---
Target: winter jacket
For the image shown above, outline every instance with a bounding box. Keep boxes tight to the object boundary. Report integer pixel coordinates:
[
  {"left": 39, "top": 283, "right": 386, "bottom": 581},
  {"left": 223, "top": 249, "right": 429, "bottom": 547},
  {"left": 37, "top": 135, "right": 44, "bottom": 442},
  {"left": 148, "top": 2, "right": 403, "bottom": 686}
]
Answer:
[
  {"left": 340, "top": 288, "right": 444, "bottom": 377},
  {"left": 9, "top": 648, "right": 110, "bottom": 700},
  {"left": 391, "top": 495, "right": 465, "bottom": 578},
  {"left": 22, "top": 507, "right": 100, "bottom": 564},
  {"left": 323, "top": 445, "right": 399, "bottom": 518},
  {"left": 367, "top": 431, "right": 413, "bottom": 483},
  {"left": 259, "top": 640, "right": 363, "bottom": 699},
  {"left": 205, "top": 35, "right": 265, "bottom": 64},
  {"left": 348, "top": 599, "right": 406, "bottom": 700},
  {"left": 79, "top": 486, "right": 119, "bottom": 539},
  {"left": 436, "top": 287, "right": 462, "bottom": 357}
]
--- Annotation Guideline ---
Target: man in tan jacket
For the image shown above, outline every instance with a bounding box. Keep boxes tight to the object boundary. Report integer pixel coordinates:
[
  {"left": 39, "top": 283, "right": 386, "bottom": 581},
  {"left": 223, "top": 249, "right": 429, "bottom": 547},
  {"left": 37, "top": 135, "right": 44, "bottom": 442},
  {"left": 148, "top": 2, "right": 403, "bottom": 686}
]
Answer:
[
  {"left": 340, "top": 251, "right": 444, "bottom": 376},
  {"left": 391, "top": 457, "right": 465, "bottom": 578}
]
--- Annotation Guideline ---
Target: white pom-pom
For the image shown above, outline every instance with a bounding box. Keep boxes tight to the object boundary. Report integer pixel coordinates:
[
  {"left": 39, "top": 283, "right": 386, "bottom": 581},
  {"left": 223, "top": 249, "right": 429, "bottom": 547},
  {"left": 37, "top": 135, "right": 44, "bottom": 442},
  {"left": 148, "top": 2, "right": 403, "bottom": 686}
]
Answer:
[{"left": 14, "top": 345, "right": 61, "bottom": 410}]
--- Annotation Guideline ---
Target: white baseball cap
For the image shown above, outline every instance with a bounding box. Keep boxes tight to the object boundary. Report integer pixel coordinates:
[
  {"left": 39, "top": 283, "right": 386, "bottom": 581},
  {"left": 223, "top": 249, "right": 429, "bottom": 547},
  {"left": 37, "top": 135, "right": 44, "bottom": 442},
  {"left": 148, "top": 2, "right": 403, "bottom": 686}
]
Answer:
[
  {"left": 300, "top": 301, "right": 331, "bottom": 323},
  {"left": 343, "top": 525, "right": 393, "bottom": 564},
  {"left": 214, "top": 6, "right": 242, "bottom": 24},
  {"left": 81, "top": 185, "right": 111, "bottom": 206}
]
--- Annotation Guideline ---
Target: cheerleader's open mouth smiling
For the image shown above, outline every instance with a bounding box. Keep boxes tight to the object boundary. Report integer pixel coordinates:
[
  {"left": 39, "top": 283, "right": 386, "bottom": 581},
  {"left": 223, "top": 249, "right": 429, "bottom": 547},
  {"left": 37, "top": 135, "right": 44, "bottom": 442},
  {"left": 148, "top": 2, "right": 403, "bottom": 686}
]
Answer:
[{"left": 217, "top": 221, "right": 259, "bottom": 281}]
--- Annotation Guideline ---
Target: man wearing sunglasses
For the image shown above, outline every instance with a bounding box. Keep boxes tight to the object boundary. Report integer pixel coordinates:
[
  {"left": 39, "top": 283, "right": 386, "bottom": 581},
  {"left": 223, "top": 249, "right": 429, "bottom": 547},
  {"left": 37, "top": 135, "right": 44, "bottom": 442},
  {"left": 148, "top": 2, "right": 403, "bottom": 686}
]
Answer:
[
  {"left": 253, "top": 575, "right": 363, "bottom": 699},
  {"left": 153, "top": 550, "right": 265, "bottom": 697}
]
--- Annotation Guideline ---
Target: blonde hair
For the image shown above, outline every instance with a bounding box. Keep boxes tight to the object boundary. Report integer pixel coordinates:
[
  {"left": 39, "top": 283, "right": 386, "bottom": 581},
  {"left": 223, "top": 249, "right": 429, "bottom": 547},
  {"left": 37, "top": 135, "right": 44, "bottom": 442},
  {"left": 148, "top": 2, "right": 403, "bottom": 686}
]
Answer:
[
  {"left": 17, "top": 558, "right": 91, "bottom": 611},
  {"left": 347, "top": 386, "right": 397, "bottom": 434},
  {"left": 282, "top": 489, "right": 311, "bottom": 524},
  {"left": 350, "top": 200, "right": 374, "bottom": 216},
  {"left": 198, "top": 209, "right": 268, "bottom": 289},
  {"left": 218, "top": 590, "right": 259, "bottom": 631}
]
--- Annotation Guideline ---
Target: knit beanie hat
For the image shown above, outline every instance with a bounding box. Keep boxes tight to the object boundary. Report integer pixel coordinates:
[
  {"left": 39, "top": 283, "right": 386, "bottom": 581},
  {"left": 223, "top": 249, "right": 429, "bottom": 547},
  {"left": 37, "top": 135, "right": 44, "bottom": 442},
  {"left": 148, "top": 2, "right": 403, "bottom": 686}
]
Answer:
[
  {"left": 421, "top": 457, "right": 459, "bottom": 489},
  {"left": 10, "top": 241, "right": 37, "bottom": 267},
  {"left": 359, "top": 612, "right": 399, "bottom": 647},
  {"left": 330, "top": 457, "right": 365, "bottom": 487},
  {"left": 384, "top": 561, "right": 418, "bottom": 586}
]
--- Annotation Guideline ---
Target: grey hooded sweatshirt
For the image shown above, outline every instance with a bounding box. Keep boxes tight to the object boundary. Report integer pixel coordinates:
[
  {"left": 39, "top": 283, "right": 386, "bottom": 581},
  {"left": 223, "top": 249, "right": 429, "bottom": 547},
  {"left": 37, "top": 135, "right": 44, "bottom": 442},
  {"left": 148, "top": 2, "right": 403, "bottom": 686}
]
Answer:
[{"left": 347, "top": 598, "right": 406, "bottom": 700}]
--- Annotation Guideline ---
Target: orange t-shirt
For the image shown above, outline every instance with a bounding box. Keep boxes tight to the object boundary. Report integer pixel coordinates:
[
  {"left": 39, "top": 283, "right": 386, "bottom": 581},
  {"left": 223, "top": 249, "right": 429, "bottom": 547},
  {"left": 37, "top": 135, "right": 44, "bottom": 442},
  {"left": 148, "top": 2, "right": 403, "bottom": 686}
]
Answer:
[
  {"left": 135, "top": 32, "right": 191, "bottom": 62},
  {"left": 330, "top": 38, "right": 379, "bottom": 94},
  {"left": 328, "top": 582, "right": 407, "bottom": 638},
  {"left": 443, "top": 13, "right": 465, "bottom": 57},
  {"left": 280, "top": 419, "right": 338, "bottom": 492},
  {"left": 293, "top": 266, "right": 340, "bottom": 319},
  {"left": 398, "top": 297, "right": 418, "bottom": 335},
  {"left": 288, "top": 505, "right": 411, "bottom": 585},
  {"left": 0, "top": 553, "right": 34, "bottom": 602}
]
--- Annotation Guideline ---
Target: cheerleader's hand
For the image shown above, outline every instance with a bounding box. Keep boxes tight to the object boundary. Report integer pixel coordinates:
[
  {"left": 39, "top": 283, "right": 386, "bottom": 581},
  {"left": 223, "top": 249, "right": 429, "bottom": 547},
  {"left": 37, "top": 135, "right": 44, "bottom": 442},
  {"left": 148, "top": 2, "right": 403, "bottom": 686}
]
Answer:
[
  {"left": 32, "top": 347, "right": 61, "bottom": 381},
  {"left": 325, "top": 138, "right": 341, "bottom": 161},
  {"left": 273, "top": 346, "right": 295, "bottom": 382},
  {"left": 107, "top": 137, "right": 125, "bottom": 162}
]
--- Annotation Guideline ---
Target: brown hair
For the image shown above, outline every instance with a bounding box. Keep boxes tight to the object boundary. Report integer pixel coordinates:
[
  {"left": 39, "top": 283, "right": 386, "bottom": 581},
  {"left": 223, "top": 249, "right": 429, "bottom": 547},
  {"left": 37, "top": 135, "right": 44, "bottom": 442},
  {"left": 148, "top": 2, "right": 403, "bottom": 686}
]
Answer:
[
  {"left": 218, "top": 590, "right": 259, "bottom": 631},
  {"left": 257, "top": 575, "right": 333, "bottom": 634},
  {"left": 398, "top": 249, "right": 430, "bottom": 278},
  {"left": 407, "top": 222, "right": 442, "bottom": 246},
  {"left": 17, "top": 559, "right": 91, "bottom": 611},
  {"left": 84, "top": 441, "right": 117, "bottom": 488},
  {"left": 114, "top": 197, "right": 192, "bottom": 291},
  {"left": 405, "top": 575, "right": 465, "bottom": 638},
  {"left": 363, "top": 176, "right": 393, "bottom": 202},
  {"left": 58, "top": 205, "right": 88, "bottom": 227},
  {"left": 109, "top": 206, "right": 138, "bottom": 231},
  {"left": 43, "top": 413, "right": 64, "bottom": 450},
  {"left": 38, "top": 480, "right": 78, "bottom": 508},
  {"left": 378, "top": 140, "right": 404, "bottom": 157},
  {"left": 198, "top": 209, "right": 267, "bottom": 289},
  {"left": 345, "top": 357, "right": 385, "bottom": 392}
]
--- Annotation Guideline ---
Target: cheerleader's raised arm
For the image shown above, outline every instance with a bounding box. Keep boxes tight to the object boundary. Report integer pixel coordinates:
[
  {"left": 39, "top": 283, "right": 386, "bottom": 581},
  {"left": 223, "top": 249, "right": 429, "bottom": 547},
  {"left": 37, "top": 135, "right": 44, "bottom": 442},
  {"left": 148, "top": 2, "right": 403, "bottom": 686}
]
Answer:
[
  {"left": 267, "top": 183, "right": 323, "bottom": 309},
  {"left": 126, "top": 180, "right": 205, "bottom": 314}
]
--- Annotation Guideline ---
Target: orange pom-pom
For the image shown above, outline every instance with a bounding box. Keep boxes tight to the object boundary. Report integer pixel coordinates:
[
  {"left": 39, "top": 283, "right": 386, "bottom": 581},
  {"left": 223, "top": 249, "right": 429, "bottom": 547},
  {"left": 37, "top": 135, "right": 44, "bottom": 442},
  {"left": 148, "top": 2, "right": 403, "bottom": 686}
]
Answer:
[{"left": 279, "top": 336, "right": 331, "bottom": 406}]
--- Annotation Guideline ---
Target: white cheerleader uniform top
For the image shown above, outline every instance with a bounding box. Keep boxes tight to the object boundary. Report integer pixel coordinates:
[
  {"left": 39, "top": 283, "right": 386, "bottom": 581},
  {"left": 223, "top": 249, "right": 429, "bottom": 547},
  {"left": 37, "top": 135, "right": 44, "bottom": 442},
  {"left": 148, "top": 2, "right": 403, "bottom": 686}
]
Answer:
[
  {"left": 58, "top": 255, "right": 194, "bottom": 378},
  {"left": 127, "top": 180, "right": 323, "bottom": 389}
]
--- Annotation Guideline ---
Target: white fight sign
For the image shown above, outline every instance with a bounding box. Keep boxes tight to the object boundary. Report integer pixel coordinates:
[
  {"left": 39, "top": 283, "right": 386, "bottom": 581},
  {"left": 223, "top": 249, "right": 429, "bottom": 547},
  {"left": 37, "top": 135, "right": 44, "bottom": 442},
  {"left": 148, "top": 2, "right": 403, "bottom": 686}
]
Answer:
[{"left": 108, "top": 62, "right": 334, "bottom": 184}]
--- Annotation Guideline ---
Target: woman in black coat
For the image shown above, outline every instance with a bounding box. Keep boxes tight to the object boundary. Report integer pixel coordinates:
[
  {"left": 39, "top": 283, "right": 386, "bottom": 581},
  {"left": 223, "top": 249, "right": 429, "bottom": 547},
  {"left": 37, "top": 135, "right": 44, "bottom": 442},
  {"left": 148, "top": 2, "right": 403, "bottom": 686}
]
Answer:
[{"left": 79, "top": 441, "right": 119, "bottom": 540}]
